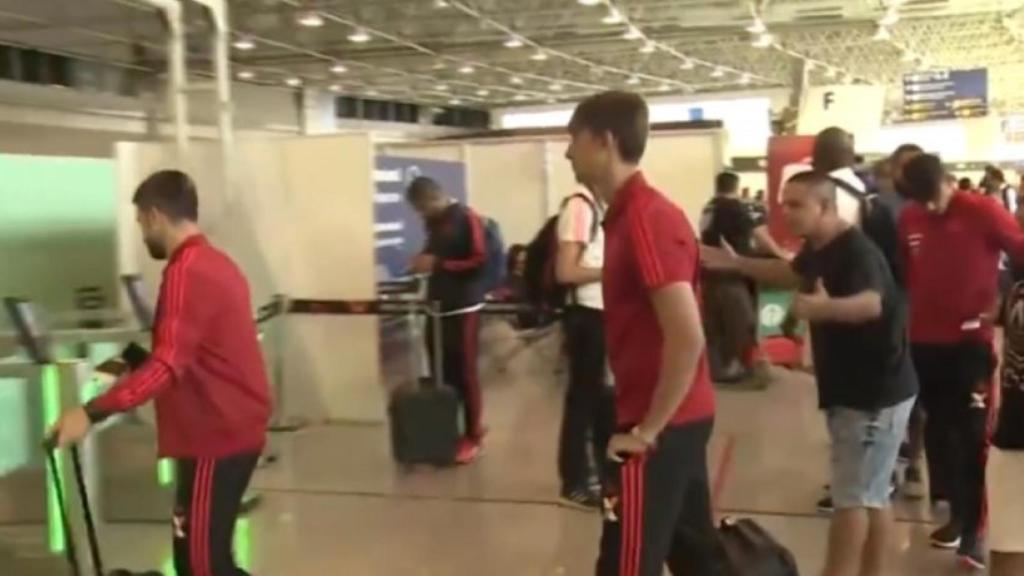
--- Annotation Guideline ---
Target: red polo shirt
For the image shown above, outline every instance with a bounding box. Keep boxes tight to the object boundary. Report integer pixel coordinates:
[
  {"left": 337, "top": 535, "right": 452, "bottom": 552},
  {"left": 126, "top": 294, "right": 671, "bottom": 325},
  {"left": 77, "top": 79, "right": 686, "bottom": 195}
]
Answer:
[
  {"left": 88, "top": 235, "right": 271, "bottom": 458},
  {"left": 603, "top": 172, "right": 714, "bottom": 427},
  {"left": 900, "top": 192, "right": 1024, "bottom": 344}
]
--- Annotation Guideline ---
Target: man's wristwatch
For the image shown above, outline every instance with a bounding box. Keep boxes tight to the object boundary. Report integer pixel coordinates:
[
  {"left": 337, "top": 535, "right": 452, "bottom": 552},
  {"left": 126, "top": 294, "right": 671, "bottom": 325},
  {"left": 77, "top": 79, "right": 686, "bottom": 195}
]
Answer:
[{"left": 630, "top": 426, "right": 657, "bottom": 449}]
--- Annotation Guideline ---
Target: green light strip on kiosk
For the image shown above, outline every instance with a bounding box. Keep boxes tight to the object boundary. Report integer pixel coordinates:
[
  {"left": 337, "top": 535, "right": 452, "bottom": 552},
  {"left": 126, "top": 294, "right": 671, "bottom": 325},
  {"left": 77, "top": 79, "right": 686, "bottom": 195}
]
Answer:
[
  {"left": 158, "top": 458, "right": 175, "bottom": 486},
  {"left": 41, "top": 364, "right": 65, "bottom": 554}
]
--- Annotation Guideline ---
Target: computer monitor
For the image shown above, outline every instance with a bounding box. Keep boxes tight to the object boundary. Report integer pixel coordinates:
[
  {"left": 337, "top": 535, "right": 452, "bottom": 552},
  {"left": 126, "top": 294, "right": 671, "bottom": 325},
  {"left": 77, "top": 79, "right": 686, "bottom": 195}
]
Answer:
[
  {"left": 120, "top": 274, "right": 154, "bottom": 330},
  {"left": 2, "top": 297, "right": 54, "bottom": 364}
]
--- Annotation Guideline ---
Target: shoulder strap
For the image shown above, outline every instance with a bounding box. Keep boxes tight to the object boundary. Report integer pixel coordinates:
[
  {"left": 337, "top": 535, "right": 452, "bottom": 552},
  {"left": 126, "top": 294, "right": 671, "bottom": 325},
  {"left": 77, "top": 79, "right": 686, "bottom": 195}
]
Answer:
[{"left": 560, "top": 192, "right": 600, "bottom": 241}]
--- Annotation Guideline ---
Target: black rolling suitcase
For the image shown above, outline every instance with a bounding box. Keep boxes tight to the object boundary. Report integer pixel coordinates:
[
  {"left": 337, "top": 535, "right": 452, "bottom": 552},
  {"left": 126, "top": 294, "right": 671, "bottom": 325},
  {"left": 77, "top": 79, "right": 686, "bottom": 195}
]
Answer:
[
  {"left": 44, "top": 439, "right": 161, "bottom": 576},
  {"left": 717, "top": 517, "right": 800, "bottom": 576},
  {"left": 388, "top": 301, "right": 460, "bottom": 466}
]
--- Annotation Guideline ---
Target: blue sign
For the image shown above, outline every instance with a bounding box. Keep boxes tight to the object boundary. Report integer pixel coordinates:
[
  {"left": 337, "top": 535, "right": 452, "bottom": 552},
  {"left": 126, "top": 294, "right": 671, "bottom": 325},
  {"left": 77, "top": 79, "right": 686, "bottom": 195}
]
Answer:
[
  {"left": 374, "top": 156, "right": 467, "bottom": 280},
  {"left": 903, "top": 68, "right": 987, "bottom": 121}
]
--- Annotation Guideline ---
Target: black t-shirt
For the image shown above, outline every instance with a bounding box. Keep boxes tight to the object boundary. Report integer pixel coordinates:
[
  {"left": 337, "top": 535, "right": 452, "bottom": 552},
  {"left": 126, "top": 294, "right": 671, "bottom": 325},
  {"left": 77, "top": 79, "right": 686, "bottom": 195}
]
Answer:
[
  {"left": 995, "top": 269, "right": 1024, "bottom": 450},
  {"left": 699, "top": 196, "right": 764, "bottom": 256},
  {"left": 424, "top": 203, "right": 486, "bottom": 312},
  {"left": 792, "top": 228, "right": 918, "bottom": 411}
]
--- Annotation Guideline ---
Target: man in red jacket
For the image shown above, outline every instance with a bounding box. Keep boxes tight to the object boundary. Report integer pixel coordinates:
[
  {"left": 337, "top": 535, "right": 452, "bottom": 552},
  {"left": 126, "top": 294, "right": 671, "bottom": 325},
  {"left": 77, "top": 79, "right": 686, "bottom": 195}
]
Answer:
[
  {"left": 49, "top": 170, "right": 271, "bottom": 576},
  {"left": 899, "top": 154, "right": 1024, "bottom": 570}
]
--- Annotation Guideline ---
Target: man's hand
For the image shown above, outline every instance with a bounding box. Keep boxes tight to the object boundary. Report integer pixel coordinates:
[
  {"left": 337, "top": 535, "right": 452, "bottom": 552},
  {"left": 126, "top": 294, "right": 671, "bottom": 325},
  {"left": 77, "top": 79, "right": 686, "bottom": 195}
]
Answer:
[
  {"left": 410, "top": 253, "right": 437, "bottom": 274},
  {"left": 46, "top": 407, "right": 92, "bottom": 448},
  {"left": 700, "top": 240, "right": 739, "bottom": 271},
  {"left": 792, "top": 279, "right": 831, "bottom": 322},
  {"left": 607, "top": 432, "right": 650, "bottom": 463}
]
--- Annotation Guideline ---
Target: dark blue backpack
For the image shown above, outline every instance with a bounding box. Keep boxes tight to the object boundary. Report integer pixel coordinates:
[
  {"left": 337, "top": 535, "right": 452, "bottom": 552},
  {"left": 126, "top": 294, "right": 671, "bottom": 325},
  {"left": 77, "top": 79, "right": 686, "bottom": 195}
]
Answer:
[{"left": 480, "top": 216, "right": 506, "bottom": 293}]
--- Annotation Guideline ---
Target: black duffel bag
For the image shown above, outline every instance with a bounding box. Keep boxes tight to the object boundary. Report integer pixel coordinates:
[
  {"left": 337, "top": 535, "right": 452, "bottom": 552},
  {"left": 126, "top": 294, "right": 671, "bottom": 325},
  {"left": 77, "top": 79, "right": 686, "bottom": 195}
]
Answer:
[{"left": 717, "top": 517, "right": 800, "bottom": 576}]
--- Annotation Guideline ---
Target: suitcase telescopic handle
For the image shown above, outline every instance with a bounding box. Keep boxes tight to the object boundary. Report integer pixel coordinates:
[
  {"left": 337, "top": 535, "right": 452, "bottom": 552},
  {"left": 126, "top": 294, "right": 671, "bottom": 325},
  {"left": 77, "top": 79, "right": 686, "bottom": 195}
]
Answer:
[
  {"left": 429, "top": 301, "right": 443, "bottom": 389},
  {"left": 42, "top": 435, "right": 105, "bottom": 576}
]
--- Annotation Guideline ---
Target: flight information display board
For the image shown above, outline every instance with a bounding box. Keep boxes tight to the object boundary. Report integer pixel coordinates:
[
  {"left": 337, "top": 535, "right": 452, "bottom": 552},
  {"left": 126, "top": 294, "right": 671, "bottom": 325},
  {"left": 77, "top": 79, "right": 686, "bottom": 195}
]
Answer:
[{"left": 903, "top": 68, "right": 988, "bottom": 121}]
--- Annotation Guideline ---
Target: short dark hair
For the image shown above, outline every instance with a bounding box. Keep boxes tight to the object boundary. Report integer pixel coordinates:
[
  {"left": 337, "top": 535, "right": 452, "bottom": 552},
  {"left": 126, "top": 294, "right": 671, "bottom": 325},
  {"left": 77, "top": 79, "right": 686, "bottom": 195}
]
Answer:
[
  {"left": 406, "top": 176, "right": 443, "bottom": 204},
  {"left": 986, "top": 166, "right": 1006, "bottom": 183},
  {"left": 133, "top": 170, "right": 198, "bottom": 222},
  {"left": 786, "top": 171, "right": 837, "bottom": 205},
  {"left": 715, "top": 172, "right": 740, "bottom": 195},
  {"left": 958, "top": 177, "right": 973, "bottom": 191},
  {"left": 902, "top": 153, "right": 946, "bottom": 204},
  {"left": 812, "top": 127, "right": 855, "bottom": 173},
  {"left": 568, "top": 91, "right": 649, "bottom": 164}
]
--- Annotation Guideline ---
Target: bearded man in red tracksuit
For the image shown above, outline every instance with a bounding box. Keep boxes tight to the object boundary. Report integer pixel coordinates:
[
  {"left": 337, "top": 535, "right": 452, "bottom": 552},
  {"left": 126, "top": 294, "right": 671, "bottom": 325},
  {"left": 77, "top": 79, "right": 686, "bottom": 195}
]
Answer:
[{"left": 50, "top": 170, "right": 271, "bottom": 576}]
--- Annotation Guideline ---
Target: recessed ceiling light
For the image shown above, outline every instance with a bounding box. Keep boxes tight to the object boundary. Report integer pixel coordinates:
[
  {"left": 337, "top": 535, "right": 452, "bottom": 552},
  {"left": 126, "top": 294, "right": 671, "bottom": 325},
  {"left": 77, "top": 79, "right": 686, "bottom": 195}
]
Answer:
[
  {"left": 710, "top": 67, "right": 726, "bottom": 78},
  {"left": 751, "top": 32, "right": 773, "bottom": 48},
  {"left": 432, "top": 61, "right": 447, "bottom": 70},
  {"left": 449, "top": 98, "right": 463, "bottom": 105},
  {"left": 296, "top": 11, "right": 324, "bottom": 28},
  {"left": 435, "top": 84, "right": 450, "bottom": 91},
  {"left": 872, "top": 25, "right": 891, "bottom": 41},
  {"left": 531, "top": 50, "right": 549, "bottom": 61},
  {"left": 658, "top": 84, "right": 672, "bottom": 92},
  {"left": 577, "top": 0, "right": 602, "bottom": 5},
  {"left": 622, "top": 26, "right": 644, "bottom": 40},
  {"left": 880, "top": 9, "right": 899, "bottom": 27},
  {"left": 639, "top": 42, "right": 656, "bottom": 54},
  {"left": 348, "top": 28, "right": 371, "bottom": 43},
  {"left": 330, "top": 62, "right": 348, "bottom": 74},
  {"left": 285, "top": 77, "right": 302, "bottom": 87},
  {"left": 626, "top": 75, "right": 640, "bottom": 85},
  {"left": 550, "top": 83, "right": 563, "bottom": 91},
  {"left": 745, "top": 18, "right": 767, "bottom": 34},
  {"left": 602, "top": 8, "right": 624, "bottom": 24},
  {"left": 504, "top": 36, "right": 524, "bottom": 48},
  {"left": 237, "top": 70, "right": 255, "bottom": 80},
  {"left": 510, "top": 76, "right": 524, "bottom": 84},
  {"left": 679, "top": 59, "right": 695, "bottom": 70},
  {"left": 458, "top": 64, "right": 476, "bottom": 74},
  {"left": 433, "top": 0, "right": 450, "bottom": 7},
  {"left": 476, "top": 88, "right": 491, "bottom": 96},
  {"left": 513, "top": 94, "right": 527, "bottom": 101},
  {"left": 232, "top": 37, "right": 256, "bottom": 50},
  {"left": 329, "top": 84, "right": 342, "bottom": 92},
  {"left": 365, "top": 89, "right": 379, "bottom": 96},
  {"left": 739, "top": 73, "right": 752, "bottom": 85}
]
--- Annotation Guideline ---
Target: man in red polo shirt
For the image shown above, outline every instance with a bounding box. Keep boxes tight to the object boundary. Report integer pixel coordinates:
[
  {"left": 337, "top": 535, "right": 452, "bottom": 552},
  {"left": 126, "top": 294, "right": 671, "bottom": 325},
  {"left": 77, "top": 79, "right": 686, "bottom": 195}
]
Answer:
[
  {"left": 899, "top": 154, "right": 1024, "bottom": 570},
  {"left": 49, "top": 170, "right": 271, "bottom": 576},
  {"left": 565, "top": 91, "right": 716, "bottom": 576}
]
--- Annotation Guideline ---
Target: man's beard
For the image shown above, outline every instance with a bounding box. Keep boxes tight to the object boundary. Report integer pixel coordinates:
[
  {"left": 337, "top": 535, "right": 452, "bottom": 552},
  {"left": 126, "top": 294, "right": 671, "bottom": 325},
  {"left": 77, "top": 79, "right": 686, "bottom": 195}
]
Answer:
[{"left": 144, "top": 237, "right": 168, "bottom": 260}]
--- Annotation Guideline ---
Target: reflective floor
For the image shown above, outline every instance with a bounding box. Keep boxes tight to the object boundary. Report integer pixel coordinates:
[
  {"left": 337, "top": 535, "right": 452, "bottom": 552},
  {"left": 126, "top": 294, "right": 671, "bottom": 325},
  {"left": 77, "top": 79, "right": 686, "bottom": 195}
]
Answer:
[{"left": 39, "top": 329, "right": 988, "bottom": 574}]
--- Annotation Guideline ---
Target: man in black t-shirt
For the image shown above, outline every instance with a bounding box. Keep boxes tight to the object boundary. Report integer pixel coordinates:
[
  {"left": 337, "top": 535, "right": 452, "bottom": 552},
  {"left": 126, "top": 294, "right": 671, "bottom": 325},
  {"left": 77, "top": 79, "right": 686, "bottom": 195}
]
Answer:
[
  {"left": 699, "top": 171, "right": 789, "bottom": 385},
  {"left": 702, "top": 172, "right": 918, "bottom": 576},
  {"left": 990, "top": 270, "right": 1024, "bottom": 575}
]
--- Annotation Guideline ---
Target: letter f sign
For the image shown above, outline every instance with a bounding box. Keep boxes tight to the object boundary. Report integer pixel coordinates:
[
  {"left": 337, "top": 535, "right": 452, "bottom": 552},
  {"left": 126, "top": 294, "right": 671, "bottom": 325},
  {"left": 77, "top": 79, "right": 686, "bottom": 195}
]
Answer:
[{"left": 823, "top": 91, "right": 835, "bottom": 110}]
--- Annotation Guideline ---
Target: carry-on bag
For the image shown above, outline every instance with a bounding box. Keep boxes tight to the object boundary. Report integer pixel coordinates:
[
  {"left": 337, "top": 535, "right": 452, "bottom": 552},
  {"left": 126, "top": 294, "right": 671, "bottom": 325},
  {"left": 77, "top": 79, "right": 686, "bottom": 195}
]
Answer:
[
  {"left": 43, "top": 437, "right": 161, "bottom": 576},
  {"left": 717, "top": 517, "right": 800, "bottom": 576},
  {"left": 387, "top": 301, "right": 460, "bottom": 466}
]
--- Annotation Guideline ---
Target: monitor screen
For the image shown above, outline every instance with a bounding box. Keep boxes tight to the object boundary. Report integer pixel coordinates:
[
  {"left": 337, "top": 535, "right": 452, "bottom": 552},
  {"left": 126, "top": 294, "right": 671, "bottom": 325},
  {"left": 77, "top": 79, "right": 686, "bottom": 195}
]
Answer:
[{"left": 2, "top": 298, "right": 53, "bottom": 364}]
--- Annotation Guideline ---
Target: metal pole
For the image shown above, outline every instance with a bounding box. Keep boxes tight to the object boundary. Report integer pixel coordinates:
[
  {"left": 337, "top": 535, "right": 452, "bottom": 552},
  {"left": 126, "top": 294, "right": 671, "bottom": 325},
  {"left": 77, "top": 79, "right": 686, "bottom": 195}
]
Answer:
[{"left": 134, "top": 0, "right": 188, "bottom": 158}]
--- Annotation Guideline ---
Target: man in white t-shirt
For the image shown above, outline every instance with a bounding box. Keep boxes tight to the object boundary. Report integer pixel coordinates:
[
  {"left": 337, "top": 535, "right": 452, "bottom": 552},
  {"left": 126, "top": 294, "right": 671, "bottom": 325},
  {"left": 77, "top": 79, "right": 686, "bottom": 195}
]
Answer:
[{"left": 555, "top": 187, "right": 614, "bottom": 509}]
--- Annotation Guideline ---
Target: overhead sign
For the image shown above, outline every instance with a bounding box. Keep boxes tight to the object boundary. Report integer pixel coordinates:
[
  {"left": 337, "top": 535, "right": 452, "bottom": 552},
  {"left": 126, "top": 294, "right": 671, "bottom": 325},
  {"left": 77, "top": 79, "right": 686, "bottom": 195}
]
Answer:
[
  {"left": 902, "top": 68, "right": 988, "bottom": 121},
  {"left": 373, "top": 157, "right": 466, "bottom": 280},
  {"left": 797, "top": 85, "right": 886, "bottom": 146}
]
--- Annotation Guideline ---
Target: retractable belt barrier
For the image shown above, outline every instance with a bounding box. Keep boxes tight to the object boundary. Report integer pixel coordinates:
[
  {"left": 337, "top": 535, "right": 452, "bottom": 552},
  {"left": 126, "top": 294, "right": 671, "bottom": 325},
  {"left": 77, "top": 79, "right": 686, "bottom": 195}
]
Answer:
[{"left": 284, "top": 298, "right": 532, "bottom": 317}]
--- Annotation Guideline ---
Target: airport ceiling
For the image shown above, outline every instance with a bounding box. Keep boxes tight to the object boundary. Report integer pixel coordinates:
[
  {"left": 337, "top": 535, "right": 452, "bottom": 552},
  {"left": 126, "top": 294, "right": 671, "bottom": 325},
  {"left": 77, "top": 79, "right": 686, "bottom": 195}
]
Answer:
[{"left": 2, "top": 0, "right": 1024, "bottom": 113}]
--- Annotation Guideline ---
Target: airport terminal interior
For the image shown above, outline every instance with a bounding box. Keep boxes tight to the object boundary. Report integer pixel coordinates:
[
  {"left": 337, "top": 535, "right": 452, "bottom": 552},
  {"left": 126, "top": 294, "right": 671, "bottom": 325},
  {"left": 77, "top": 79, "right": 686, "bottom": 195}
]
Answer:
[{"left": 3, "top": 0, "right": 1024, "bottom": 575}]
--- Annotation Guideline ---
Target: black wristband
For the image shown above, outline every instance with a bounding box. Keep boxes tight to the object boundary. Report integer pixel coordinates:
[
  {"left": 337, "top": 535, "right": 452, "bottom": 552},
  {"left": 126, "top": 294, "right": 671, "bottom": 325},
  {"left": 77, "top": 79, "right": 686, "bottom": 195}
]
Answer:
[{"left": 83, "top": 401, "right": 113, "bottom": 425}]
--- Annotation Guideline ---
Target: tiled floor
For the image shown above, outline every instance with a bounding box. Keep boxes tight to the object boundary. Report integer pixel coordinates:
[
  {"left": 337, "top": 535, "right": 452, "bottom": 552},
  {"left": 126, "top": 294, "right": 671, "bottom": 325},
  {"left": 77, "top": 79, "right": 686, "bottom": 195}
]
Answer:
[{"left": 9, "top": 328, "right": 988, "bottom": 575}]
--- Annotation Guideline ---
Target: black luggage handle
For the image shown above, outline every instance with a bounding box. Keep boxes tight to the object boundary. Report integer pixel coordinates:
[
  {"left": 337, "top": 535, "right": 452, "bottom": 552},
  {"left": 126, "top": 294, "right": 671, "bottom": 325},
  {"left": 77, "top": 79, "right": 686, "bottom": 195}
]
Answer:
[{"left": 43, "top": 435, "right": 105, "bottom": 576}]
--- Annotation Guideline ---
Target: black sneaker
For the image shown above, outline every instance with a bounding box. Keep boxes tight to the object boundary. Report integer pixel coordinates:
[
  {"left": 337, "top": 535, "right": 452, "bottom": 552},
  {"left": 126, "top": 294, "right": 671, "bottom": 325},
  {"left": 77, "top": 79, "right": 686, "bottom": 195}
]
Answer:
[
  {"left": 560, "top": 487, "right": 601, "bottom": 511},
  {"left": 816, "top": 495, "right": 834, "bottom": 514},
  {"left": 957, "top": 539, "right": 986, "bottom": 571},
  {"left": 930, "top": 523, "right": 962, "bottom": 550}
]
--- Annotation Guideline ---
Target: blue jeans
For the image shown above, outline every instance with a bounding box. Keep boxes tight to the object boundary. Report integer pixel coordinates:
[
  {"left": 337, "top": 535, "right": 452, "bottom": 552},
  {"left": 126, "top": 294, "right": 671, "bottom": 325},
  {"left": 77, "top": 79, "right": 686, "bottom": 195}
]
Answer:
[{"left": 827, "top": 397, "right": 915, "bottom": 509}]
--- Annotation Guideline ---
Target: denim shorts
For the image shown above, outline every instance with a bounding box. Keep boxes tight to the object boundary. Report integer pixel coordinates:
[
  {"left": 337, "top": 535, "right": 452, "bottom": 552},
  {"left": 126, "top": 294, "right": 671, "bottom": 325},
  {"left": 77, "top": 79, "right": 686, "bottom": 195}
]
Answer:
[{"left": 827, "top": 396, "right": 915, "bottom": 509}]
